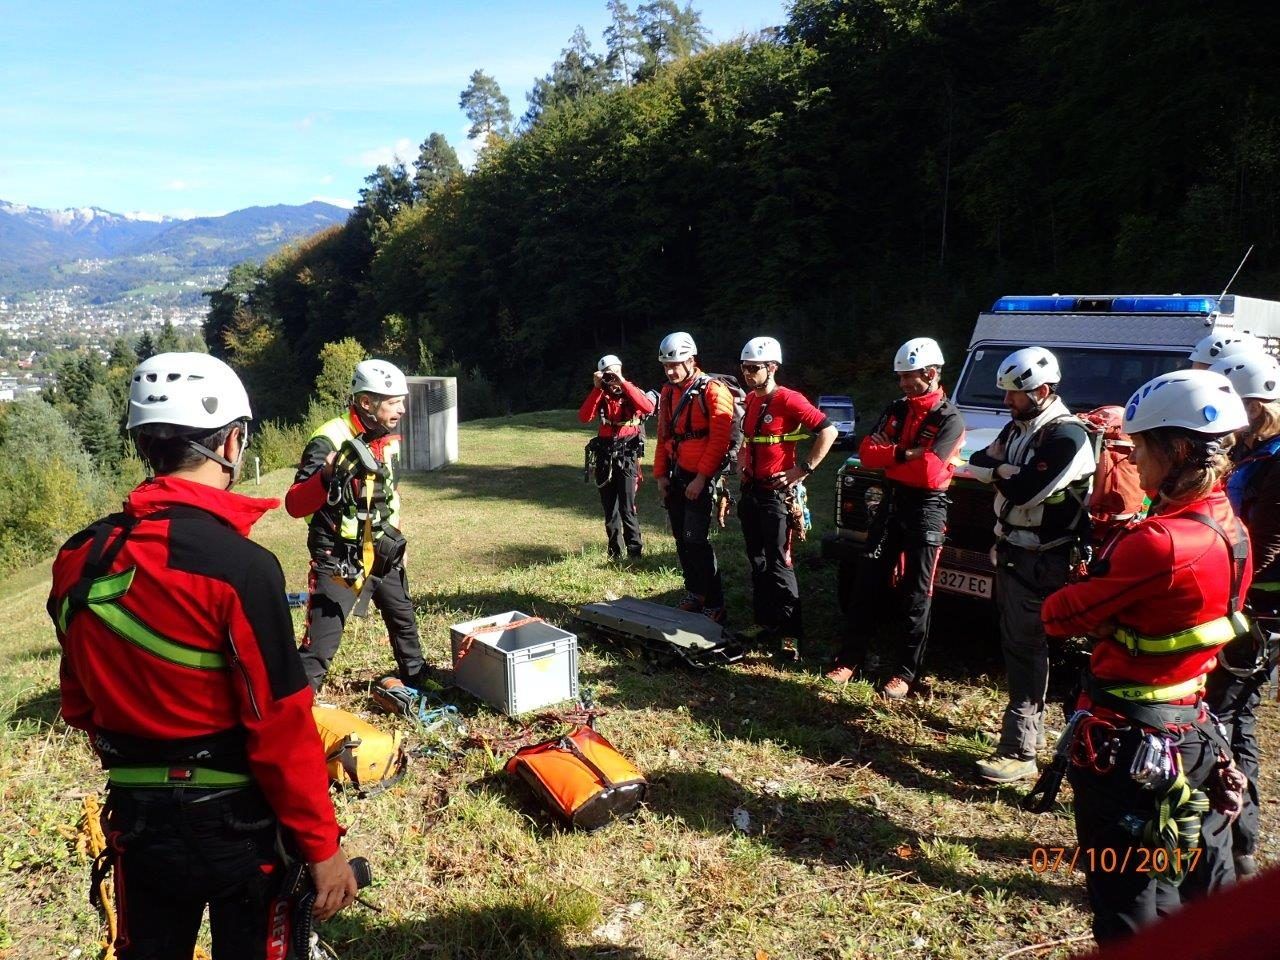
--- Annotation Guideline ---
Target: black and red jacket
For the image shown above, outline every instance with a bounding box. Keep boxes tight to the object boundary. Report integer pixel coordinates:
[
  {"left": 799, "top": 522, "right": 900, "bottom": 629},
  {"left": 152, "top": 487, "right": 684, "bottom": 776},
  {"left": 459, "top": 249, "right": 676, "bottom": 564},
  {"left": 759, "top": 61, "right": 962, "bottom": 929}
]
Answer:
[
  {"left": 858, "top": 389, "right": 965, "bottom": 491},
  {"left": 577, "top": 380, "right": 655, "bottom": 440},
  {"left": 49, "top": 476, "right": 341, "bottom": 863}
]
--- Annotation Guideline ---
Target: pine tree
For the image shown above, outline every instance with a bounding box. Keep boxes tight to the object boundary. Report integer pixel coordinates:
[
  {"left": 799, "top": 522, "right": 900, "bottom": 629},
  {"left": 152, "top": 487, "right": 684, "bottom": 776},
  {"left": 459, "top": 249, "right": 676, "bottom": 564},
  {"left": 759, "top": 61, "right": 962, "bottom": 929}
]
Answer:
[
  {"left": 604, "top": 0, "right": 645, "bottom": 86},
  {"left": 135, "top": 332, "right": 157, "bottom": 361},
  {"left": 414, "top": 133, "right": 463, "bottom": 199},
  {"left": 459, "top": 70, "right": 513, "bottom": 144},
  {"left": 156, "top": 319, "right": 181, "bottom": 353},
  {"left": 524, "top": 27, "right": 608, "bottom": 126}
]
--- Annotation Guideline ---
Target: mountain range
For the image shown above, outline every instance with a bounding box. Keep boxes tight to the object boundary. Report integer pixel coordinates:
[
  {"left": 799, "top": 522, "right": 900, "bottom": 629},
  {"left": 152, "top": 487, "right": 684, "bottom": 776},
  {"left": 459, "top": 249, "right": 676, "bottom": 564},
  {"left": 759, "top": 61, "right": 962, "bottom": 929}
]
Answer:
[{"left": 0, "top": 198, "right": 349, "bottom": 303}]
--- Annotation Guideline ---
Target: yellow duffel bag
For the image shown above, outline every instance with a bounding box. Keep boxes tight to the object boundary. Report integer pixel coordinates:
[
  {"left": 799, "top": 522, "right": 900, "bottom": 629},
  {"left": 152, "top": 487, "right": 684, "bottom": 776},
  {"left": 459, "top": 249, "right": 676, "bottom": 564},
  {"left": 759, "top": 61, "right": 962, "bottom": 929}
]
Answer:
[{"left": 312, "top": 706, "right": 406, "bottom": 795}]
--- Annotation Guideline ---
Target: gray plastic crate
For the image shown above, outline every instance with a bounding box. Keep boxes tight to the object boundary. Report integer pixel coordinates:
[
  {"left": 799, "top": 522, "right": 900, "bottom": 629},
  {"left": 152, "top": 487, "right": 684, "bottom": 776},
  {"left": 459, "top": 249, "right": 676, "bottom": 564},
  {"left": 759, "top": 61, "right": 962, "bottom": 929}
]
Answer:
[{"left": 449, "top": 610, "right": 579, "bottom": 716}]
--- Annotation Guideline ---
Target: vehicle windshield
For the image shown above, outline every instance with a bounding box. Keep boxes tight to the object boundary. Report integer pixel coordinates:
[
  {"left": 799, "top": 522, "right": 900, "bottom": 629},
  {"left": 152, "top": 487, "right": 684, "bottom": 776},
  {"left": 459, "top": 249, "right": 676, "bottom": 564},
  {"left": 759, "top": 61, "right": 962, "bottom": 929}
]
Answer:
[
  {"left": 955, "top": 345, "right": 1191, "bottom": 412},
  {"left": 820, "top": 404, "right": 854, "bottom": 421}
]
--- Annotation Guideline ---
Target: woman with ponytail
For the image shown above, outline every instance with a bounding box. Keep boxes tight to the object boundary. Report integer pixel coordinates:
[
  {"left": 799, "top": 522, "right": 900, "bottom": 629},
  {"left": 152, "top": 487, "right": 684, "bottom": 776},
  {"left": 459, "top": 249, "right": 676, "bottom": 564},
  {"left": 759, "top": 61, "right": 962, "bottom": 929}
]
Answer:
[{"left": 1040, "top": 369, "right": 1252, "bottom": 943}]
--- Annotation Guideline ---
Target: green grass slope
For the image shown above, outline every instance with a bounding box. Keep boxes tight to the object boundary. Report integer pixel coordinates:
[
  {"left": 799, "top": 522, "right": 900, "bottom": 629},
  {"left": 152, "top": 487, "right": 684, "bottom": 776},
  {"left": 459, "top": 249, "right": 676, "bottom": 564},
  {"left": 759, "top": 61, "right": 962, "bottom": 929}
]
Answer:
[{"left": 4, "top": 409, "right": 1271, "bottom": 958}]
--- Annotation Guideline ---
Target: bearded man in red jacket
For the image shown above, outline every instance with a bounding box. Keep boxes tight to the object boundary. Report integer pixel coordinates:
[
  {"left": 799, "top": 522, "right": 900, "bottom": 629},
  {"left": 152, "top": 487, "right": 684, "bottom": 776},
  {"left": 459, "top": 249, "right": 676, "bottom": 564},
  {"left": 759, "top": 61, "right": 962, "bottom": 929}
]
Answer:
[{"left": 826, "top": 337, "right": 965, "bottom": 698}]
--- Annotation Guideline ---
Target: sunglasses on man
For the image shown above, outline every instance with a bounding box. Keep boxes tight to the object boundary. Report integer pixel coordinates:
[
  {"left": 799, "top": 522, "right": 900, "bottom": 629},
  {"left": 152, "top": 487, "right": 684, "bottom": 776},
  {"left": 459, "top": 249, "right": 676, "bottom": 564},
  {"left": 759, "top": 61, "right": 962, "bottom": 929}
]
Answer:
[{"left": 740, "top": 363, "right": 766, "bottom": 374}]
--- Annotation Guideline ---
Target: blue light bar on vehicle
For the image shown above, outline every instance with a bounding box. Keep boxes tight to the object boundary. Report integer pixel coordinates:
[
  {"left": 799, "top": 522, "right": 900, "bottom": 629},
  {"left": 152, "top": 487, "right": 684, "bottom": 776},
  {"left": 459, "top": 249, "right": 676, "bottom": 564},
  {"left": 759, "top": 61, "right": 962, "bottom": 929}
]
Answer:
[
  {"left": 991, "top": 295, "right": 1219, "bottom": 314},
  {"left": 991, "top": 297, "right": 1078, "bottom": 313},
  {"left": 1109, "top": 296, "right": 1219, "bottom": 313}
]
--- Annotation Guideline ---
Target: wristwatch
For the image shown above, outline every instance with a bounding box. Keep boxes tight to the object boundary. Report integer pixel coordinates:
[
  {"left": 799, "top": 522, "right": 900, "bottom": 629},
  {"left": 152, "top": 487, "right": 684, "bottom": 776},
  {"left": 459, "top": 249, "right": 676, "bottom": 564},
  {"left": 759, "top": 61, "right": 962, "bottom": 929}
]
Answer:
[{"left": 800, "top": 460, "right": 815, "bottom": 475}]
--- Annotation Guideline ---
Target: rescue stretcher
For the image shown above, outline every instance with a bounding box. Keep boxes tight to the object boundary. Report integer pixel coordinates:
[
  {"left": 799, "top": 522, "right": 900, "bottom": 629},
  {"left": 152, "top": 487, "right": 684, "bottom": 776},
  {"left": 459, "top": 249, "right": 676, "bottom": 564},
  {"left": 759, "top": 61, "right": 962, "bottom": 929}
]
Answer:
[{"left": 576, "top": 595, "right": 744, "bottom": 667}]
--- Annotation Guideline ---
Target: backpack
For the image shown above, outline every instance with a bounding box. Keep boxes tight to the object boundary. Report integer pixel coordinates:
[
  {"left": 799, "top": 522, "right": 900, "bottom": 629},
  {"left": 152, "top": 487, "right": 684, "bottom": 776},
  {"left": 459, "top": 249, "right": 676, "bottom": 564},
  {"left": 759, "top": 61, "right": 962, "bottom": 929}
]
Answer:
[
  {"left": 1074, "top": 405, "right": 1146, "bottom": 545},
  {"left": 664, "top": 374, "right": 746, "bottom": 474}
]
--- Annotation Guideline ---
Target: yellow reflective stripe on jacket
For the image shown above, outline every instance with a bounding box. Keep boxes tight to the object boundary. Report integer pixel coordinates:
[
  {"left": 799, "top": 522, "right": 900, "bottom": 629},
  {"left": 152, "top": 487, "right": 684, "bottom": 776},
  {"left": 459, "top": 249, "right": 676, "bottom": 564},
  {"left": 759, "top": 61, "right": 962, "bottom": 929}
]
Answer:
[
  {"left": 1113, "top": 612, "right": 1251, "bottom": 657},
  {"left": 108, "top": 766, "right": 251, "bottom": 788},
  {"left": 746, "top": 431, "right": 811, "bottom": 444},
  {"left": 308, "top": 416, "right": 401, "bottom": 541},
  {"left": 59, "top": 568, "right": 227, "bottom": 671},
  {"left": 1099, "top": 675, "right": 1204, "bottom": 704}
]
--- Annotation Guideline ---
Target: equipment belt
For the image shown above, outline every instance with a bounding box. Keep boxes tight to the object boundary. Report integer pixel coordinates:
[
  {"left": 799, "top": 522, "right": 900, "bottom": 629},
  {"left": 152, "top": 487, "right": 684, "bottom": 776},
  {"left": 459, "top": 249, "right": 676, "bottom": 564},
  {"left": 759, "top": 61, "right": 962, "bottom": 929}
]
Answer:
[
  {"left": 1113, "top": 612, "right": 1251, "bottom": 656},
  {"left": 601, "top": 417, "right": 640, "bottom": 428},
  {"left": 107, "top": 765, "right": 252, "bottom": 789},
  {"left": 746, "top": 431, "right": 809, "bottom": 444},
  {"left": 1085, "top": 674, "right": 1203, "bottom": 729}
]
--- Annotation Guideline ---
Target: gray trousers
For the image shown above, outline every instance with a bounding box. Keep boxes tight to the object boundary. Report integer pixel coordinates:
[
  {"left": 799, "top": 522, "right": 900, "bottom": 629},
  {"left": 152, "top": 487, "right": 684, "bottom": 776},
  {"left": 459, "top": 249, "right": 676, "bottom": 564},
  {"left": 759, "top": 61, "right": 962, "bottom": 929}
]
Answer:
[{"left": 995, "top": 544, "right": 1072, "bottom": 760}]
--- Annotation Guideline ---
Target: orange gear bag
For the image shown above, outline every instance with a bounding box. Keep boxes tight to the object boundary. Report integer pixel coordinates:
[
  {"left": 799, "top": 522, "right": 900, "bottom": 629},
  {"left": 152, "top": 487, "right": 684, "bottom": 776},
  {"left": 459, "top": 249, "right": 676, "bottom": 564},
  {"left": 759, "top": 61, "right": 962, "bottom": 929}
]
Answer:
[{"left": 504, "top": 724, "right": 648, "bottom": 830}]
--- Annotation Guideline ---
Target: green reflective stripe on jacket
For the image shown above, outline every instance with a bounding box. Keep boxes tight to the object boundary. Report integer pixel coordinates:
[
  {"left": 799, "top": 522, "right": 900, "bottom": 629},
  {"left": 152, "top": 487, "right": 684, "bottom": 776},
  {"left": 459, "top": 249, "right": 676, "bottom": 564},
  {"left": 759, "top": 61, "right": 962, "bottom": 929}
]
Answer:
[
  {"left": 108, "top": 766, "right": 251, "bottom": 788},
  {"left": 90, "top": 601, "right": 227, "bottom": 669},
  {"left": 1252, "top": 581, "right": 1280, "bottom": 593},
  {"left": 56, "top": 567, "right": 135, "bottom": 632},
  {"left": 747, "top": 431, "right": 810, "bottom": 444},
  {"left": 1100, "top": 675, "right": 1204, "bottom": 704},
  {"left": 308, "top": 417, "right": 401, "bottom": 542},
  {"left": 1113, "top": 612, "right": 1250, "bottom": 657},
  {"left": 59, "top": 568, "right": 227, "bottom": 670}
]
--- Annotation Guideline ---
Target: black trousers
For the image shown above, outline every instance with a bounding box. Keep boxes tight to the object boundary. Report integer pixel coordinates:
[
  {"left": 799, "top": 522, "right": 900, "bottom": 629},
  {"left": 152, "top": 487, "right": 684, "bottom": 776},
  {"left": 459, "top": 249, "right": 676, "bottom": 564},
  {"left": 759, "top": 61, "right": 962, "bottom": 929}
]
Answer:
[
  {"left": 739, "top": 485, "right": 802, "bottom": 637},
  {"left": 1204, "top": 628, "right": 1275, "bottom": 859},
  {"left": 300, "top": 559, "right": 424, "bottom": 691},
  {"left": 102, "top": 786, "right": 285, "bottom": 960},
  {"left": 839, "top": 494, "right": 946, "bottom": 682},
  {"left": 1067, "top": 716, "right": 1235, "bottom": 943},
  {"left": 666, "top": 469, "right": 724, "bottom": 608},
  {"left": 597, "top": 450, "right": 643, "bottom": 557}
]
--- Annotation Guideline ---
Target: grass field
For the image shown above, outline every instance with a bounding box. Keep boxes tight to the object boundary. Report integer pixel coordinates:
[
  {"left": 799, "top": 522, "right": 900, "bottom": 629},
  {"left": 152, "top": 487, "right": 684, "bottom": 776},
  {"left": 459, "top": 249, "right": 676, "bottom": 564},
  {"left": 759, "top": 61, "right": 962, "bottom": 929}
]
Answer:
[{"left": 1, "top": 409, "right": 1276, "bottom": 959}]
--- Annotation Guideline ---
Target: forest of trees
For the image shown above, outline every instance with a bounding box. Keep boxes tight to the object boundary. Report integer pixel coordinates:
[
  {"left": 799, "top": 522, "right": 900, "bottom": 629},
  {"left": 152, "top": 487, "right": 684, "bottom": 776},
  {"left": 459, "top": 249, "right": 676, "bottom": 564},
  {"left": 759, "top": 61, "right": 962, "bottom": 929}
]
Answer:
[{"left": 203, "top": 0, "right": 1280, "bottom": 423}]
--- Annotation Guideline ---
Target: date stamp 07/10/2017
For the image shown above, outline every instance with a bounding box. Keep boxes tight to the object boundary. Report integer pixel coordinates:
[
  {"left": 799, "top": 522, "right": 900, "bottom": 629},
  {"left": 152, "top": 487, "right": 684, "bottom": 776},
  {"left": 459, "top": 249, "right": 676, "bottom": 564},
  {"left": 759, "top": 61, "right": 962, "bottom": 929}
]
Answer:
[{"left": 1028, "top": 847, "right": 1202, "bottom": 875}]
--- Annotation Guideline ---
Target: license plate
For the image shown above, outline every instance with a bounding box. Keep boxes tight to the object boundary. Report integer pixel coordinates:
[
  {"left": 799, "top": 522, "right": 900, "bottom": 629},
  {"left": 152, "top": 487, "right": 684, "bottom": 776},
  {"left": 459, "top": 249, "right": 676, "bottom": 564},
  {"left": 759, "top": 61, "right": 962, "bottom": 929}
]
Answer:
[{"left": 935, "top": 567, "right": 993, "bottom": 599}]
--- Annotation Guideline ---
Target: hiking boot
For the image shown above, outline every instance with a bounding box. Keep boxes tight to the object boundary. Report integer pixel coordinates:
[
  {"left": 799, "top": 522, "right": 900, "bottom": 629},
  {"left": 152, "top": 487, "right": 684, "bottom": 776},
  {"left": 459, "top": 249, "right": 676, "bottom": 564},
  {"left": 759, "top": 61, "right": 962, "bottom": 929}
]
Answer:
[
  {"left": 627, "top": 547, "right": 643, "bottom": 559},
  {"left": 825, "top": 664, "right": 856, "bottom": 685},
  {"left": 676, "top": 594, "right": 704, "bottom": 612},
  {"left": 1235, "top": 853, "right": 1259, "bottom": 878},
  {"left": 703, "top": 605, "right": 727, "bottom": 626},
  {"left": 976, "top": 754, "right": 1038, "bottom": 784},
  {"left": 881, "top": 676, "right": 911, "bottom": 700}
]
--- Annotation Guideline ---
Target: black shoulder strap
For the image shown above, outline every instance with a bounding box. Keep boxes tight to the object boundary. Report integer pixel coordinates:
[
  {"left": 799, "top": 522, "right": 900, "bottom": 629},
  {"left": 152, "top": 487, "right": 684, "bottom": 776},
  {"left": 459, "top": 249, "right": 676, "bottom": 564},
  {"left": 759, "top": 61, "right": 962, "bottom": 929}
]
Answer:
[
  {"left": 63, "top": 512, "right": 137, "bottom": 616},
  {"left": 1183, "top": 511, "right": 1249, "bottom": 616},
  {"left": 668, "top": 375, "right": 708, "bottom": 436}
]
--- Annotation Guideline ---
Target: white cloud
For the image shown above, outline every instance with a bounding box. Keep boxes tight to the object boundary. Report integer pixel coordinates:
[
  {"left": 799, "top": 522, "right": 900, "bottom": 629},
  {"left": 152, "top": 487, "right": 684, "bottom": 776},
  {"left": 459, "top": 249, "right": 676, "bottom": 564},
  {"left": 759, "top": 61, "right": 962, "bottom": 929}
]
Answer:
[
  {"left": 455, "top": 124, "right": 479, "bottom": 172},
  {"left": 310, "top": 195, "right": 355, "bottom": 210},
  {"left": 351, "top": 138, "right": 415, "bottom": 169},
  {"left": 319, "top": 174, "right": 334, "bottom": 185},
  {"left": 166, "top": 179, "right": 190, "bottom": 191}
]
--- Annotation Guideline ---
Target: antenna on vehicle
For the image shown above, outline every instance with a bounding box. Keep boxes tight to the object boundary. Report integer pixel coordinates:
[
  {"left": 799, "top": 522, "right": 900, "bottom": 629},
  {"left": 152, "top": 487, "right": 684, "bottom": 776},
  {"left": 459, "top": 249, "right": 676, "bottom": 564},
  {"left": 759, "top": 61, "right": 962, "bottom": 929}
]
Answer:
[{"left": 1220, "top": 244, "right": 1255, "bottom": 298}]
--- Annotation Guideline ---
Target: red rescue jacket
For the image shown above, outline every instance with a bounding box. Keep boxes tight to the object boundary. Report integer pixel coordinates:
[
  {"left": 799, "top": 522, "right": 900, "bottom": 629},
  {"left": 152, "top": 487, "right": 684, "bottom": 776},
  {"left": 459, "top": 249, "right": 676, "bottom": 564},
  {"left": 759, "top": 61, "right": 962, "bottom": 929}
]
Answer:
[
  {"left": 1042, "top": 487, "right": 1252, "bottom": 709},
  {"left": 578, "top": 380, "right": 655, "bottom": 439},
  {"left": 858, "top": 389, "right": 964, "bottom": 491},
  {"left": 49, "top": 476, "right": 341, "bottom": 862}
]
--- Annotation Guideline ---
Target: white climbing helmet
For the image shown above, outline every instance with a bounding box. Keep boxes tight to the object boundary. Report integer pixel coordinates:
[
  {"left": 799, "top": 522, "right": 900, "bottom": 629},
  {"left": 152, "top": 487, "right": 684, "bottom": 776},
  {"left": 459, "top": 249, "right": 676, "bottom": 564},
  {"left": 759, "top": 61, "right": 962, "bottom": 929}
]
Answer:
[
  {"left": 1210, "top": 352, "right": 1280, "bottom": 402},
  {"left": 127, "top": 352, "right": 252, "bottom": 435},
  {"left": 351, "top": 359, "right": 408, "bottom": 398},
  {"left": 1188, "top": 332, "right": 1264, "bottom": 365},
  {"left": 659, "top": 332, "right": 697, "bottom": 363},
  {"left": 996, "top": 347, "right": 1062, "bottom": 392},
  {"left": 740, "top": 336, "right": 782, "bottom": 365},
  {"left": 893, "top": 337, "right": 945, "bottom": 372},
  {"left": 1123, "top": 369, "right": 1248, "bottom": 436},
  {"left": 597, "top": 354, "right": 623, "bottom": 372}
]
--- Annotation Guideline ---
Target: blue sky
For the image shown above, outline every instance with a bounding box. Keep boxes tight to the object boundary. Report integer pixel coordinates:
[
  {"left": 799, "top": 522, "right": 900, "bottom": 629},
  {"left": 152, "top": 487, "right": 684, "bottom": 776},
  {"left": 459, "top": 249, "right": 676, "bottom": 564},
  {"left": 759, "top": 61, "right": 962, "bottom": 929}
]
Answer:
[{"left": 0, "top": 0, "right": 788, "bottom": 219}]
